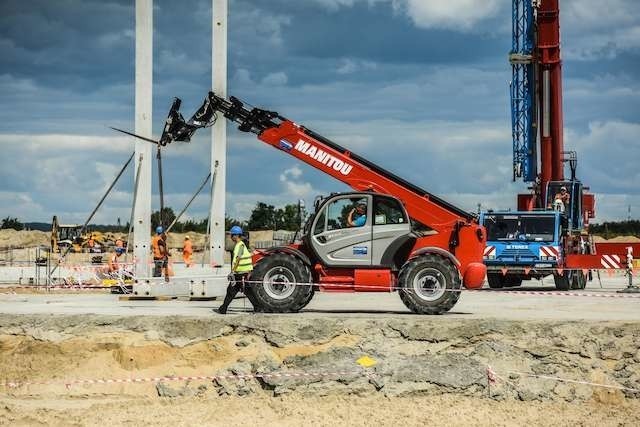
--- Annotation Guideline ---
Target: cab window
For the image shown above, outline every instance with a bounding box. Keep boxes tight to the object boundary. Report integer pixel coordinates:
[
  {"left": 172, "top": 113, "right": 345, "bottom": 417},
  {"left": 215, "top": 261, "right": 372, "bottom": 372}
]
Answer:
[
  {"left": 373, "top": 197, "right": 406, "bottom": 225},
  {"left": 313, "top": 209, "right": 326, "bottom": 235},
  {"left": 325, "top": 197, "right": 368, "bottom": 230}
]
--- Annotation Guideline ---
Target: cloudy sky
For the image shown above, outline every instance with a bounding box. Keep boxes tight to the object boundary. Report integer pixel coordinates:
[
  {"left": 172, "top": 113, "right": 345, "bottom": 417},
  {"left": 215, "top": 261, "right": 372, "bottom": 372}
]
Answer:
[{"left": 0, "top": 0, "right": 638, "bottom": 225}]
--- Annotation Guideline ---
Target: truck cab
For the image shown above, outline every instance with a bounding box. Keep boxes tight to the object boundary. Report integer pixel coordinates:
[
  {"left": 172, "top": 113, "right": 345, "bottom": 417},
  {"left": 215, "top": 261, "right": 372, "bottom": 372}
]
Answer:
[{"left": 480, "top": 210, "right": 563, "bottom": 288}]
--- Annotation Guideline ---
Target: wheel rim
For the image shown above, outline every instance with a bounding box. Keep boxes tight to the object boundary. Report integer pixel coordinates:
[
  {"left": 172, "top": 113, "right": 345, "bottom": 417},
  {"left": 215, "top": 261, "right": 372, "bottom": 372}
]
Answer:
[
  {"left": 412, "top": 268, "right": 446, "bottom": 301},
  {"left": 263, "top": 266, "right": 297, "bottom": 300}
]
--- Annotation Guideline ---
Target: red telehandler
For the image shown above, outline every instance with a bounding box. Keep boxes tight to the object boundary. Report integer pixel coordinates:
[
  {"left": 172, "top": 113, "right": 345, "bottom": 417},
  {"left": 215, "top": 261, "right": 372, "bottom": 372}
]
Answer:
[{"left": 156, "top": 93, "right": 487, "bottom": 313}]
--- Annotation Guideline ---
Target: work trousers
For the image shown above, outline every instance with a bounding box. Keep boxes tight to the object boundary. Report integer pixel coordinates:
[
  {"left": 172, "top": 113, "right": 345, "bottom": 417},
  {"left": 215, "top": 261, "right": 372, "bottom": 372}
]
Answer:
[
  {"left": 220, "top": 273, "right": 251, "bottom": 311},
  {"left": 153, "top": 258, "right": 167, "bottom": 277}
]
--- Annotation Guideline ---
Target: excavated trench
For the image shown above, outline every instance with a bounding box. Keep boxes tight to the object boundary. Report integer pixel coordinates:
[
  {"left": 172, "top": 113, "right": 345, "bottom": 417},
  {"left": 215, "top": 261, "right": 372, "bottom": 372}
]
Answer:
[{"left": 0, "top": 314, "right": 639, "bottom": 425}]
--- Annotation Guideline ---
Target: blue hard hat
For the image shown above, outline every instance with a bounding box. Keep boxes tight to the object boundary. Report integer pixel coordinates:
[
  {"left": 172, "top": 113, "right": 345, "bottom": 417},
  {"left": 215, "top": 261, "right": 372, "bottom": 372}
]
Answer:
[
  {"left": 156, "top": 226, "right": 164, "bottom": 234},
  {"left": 229, "top": 225, "right": 243, "bottom": 236},
  {"left": 115, "top": 247, "right": 125, "bottom": 254}
]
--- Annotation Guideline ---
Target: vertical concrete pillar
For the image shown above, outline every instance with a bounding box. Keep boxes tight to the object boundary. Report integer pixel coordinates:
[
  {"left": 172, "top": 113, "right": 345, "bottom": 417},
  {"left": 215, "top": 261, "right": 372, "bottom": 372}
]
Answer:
[
  {"left": 134, "top": 0, "right": 153, "bottom": 276},
  {"left": 210, "top": 0, "right": 227, "bottom": 266}
]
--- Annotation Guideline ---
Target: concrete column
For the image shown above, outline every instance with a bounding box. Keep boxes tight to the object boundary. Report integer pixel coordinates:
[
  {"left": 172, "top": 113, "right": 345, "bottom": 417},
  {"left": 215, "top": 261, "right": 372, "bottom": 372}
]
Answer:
[
  {"left": 134, "top": 0, "right": 153, "bottom": 276},
  {"left": 210, "top": 0, "right": 227, "bottom": 266}
]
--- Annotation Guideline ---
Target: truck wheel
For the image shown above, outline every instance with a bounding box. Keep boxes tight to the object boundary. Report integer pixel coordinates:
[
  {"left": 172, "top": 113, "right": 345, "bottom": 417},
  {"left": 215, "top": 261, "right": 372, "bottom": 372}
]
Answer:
[
  {"left": 504, "top": 277, "right": 522, "bottom": 288},
  {"left": 553, "top": 271, "right": 572, "bottom": 291},
  {"left": 487, "top": 273, "right": 505, "bottom": 289},
  {"left": 571, "top": 270, "right": 586, "bottom": 290},
  {"left": 398, "top": 255, "right": 461, "bottom": 315},
  {"left": 249, "top": 253, "right": 314, "bottom": 313}
]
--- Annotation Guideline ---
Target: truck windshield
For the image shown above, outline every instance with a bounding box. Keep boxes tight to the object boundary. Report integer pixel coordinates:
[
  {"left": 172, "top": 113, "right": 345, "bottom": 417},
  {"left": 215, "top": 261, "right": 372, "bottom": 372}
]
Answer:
[{"left": 484, "top": 214, "right": 556, "bottom": 242}]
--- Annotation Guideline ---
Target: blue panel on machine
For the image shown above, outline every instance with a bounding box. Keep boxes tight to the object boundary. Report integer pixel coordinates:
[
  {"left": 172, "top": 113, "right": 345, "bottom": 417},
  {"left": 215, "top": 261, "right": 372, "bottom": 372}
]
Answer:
[{"left": 353, "top": 246, "right": 368, "bottom": 255}]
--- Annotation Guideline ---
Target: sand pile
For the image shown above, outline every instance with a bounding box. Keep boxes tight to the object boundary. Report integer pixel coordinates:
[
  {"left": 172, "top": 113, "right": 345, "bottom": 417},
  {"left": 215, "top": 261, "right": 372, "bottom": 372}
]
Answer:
[{"left": 0, "top": 229, "right": 49, "bottom": 249}]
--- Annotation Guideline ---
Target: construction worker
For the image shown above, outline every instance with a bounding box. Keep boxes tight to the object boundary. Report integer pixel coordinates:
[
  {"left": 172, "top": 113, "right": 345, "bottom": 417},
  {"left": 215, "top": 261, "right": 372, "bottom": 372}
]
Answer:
[
  {"left": 216, "top": 226, "right": 254, "bottom": 314},
  {"left": 183, "top": 236, "right": 193, "bottom": 268},
  {"left": 108, "top": 247, "right": 125, "bottom": 273},
  {"left": 152, "top": 226, "right": 168, "bottom": 278},
  {"left": 347, "top": 201, "right": 367, "bottom": 227},
  {"left": 87, "top": 234, "right": 95, "bottom": 252},
  {"left": 554, "top": 186, "right": 570, "bottom": 211}
]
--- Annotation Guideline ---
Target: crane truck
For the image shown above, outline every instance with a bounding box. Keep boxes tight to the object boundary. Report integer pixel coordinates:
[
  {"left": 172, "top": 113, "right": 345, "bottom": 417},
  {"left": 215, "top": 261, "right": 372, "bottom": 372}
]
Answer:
[
  {"left": 480, "top": 0, "right": 639, "bottom": 290},
  {"left": 156, "top": 93, "right": 487, "bottom": 314}
]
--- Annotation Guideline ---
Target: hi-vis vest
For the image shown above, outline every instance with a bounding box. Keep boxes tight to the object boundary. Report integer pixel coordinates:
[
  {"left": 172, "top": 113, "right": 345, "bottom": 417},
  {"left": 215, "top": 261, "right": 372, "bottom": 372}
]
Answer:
[
  {"left": 151, "top": 235, "right": 163, "bottom": 259},
  {"left": 233, "top": 240, "right": 253, "bottom": 273}
]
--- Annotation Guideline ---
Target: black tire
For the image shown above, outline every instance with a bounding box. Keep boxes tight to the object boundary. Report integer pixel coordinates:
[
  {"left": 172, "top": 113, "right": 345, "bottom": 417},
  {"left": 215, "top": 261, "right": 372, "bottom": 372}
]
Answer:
[
  {"left": 397, "top": 254, "right": 461, "bottom": 315},
  {"left": 248, "top": 253, "right": 314, "bottom": 313},
  {"left": 553, "top": 271, "right": 572, "bottom": 291},
  {"left": 571, "top": 270, "right": 587, "bottom": 290},
  {"left": 504, "top": 277, "right": 523, "bottom": 288},
  {"left": 487, "top": 273, "right": 505, "bottom": 289}
]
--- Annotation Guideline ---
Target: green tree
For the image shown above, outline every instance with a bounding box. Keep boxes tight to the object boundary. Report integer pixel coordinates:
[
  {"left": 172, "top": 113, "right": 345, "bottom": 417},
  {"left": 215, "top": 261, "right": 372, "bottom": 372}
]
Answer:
[
  {"left": 279, "top": 204, "right": 307, "bottom": 230},
  {"left": 247, "top": 202, "right": 277, "bottom": 230},
  {"left": 151, "top": 207, "right": 177, "bottom": 231},
  {"left": 0, "top": 217, "right": 24, "bottom": 231}
]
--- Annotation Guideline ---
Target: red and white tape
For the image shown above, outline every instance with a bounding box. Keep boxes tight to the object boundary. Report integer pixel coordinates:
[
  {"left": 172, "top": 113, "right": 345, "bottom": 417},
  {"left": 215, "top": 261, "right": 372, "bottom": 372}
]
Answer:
[
  {"left": 1, "top": 369, "right": 362, "bottom": 389},
  {"left": 487, "top": 366, "right": 640, "bottom": 394}
]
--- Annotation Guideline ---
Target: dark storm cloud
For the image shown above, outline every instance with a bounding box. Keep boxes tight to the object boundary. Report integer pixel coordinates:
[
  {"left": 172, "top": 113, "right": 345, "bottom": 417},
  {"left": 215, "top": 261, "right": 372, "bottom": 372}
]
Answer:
[{"left": 0, "top": 0, "right": 639, "bottom": 222}]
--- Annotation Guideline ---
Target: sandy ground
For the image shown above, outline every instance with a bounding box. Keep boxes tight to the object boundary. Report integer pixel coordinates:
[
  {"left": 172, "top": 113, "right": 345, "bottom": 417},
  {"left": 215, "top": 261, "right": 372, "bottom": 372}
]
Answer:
[
  {"left": 0, "top": 312, "right": 639, "bottom": 426},
  {"left": 1, "top": 274, "right": 638, "bottom": 425},
  {"left": 2, "top": 393, "right": 638, "bottom": 426}
]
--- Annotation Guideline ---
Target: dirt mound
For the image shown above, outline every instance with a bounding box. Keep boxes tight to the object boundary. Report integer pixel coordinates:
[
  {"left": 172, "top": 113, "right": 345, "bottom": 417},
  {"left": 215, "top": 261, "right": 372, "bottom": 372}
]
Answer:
[
  {"left": 0, "top": 229, "right": 49, "bottom": 249},
  {"left": 0, "top": 314, "right": 638, "bottom": 425}
]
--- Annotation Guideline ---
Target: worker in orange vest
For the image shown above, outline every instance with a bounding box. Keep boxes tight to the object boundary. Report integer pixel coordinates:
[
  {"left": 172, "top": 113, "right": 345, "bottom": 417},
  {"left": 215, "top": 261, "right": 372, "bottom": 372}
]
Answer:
[
  {"left": 151, "top": 226, "right": 168, "bottom": 279},
  {"left": 108, "top": 247, "right": 125, "bottom": 273},
  {"left": 183, "top": 236, "right": 193, "bottom": 268}
]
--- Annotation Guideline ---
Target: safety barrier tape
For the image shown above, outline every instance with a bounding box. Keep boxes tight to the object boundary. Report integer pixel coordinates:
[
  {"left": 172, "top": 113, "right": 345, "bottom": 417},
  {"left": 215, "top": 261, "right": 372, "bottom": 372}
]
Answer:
[
  {"left": 487, "top": 366, "right": 640, "bottom": 394},
  {"left": 0, "top": 369, "right": 362, "bottom": 389},
  {"left": 230, "top": 279, "right": 640, "bottom": 299}
]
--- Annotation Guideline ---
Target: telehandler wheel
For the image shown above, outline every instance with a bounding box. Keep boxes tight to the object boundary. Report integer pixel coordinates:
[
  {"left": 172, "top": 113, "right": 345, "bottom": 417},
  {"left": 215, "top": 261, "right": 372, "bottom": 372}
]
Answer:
[
  {"left": 398, "top": 254, "right": 461, "bottom": 315},
  {"left": 571, "top": 270, "right": 587, "bottom": 290},
  {"left": 249, "top": 253, "right": 314, "bottom": 313},
  {"left": 553, "top": 270, "right": 572, "bottom": 291}
]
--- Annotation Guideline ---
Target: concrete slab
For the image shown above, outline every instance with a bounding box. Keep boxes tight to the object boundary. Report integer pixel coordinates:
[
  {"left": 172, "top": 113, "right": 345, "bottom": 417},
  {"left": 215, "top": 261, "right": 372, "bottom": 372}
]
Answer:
[{"left": 1, "top": 276, "right": 638, "bottom": 321}]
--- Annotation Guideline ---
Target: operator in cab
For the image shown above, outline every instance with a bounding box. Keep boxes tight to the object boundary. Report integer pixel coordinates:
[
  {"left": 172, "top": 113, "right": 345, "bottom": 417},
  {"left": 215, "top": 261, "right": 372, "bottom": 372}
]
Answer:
[
  {"left": 553, "top": 186, "right": 570, "bottom": 212},
  {"left": 347, "top": 201, "right": 367, "bottom": 227},
  {"left": 216, "top": 226, "right": 254, "bottom": 314}
]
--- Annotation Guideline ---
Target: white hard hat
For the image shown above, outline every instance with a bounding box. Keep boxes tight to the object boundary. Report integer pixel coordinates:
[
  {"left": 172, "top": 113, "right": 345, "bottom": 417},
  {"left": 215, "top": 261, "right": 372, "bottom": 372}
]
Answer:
[{"left": 185, "top": 235, "right": 190, "bottom": 239}]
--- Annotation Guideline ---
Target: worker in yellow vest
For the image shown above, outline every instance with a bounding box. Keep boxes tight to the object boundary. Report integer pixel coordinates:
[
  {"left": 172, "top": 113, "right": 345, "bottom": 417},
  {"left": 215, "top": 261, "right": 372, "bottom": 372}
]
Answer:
[{"left": 216, "top": 226, "right": 254, "bottom": 314}]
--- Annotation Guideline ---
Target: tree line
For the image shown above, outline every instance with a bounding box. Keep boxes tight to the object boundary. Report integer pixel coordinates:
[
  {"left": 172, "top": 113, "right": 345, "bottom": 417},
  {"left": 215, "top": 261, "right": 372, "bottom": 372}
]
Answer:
[
  {"left": 588, "top": 220, "right": 640, "bottom": 239},
  {"left": 150, "top": 201, "right": 308, "bottom": 233},
  {"left": 7, "top": 210, "right": 636, "bottom": 238}
]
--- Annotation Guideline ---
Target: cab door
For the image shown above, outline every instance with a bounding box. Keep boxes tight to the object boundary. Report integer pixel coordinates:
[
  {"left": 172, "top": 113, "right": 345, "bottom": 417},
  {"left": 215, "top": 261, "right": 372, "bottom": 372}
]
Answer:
[{"left": 310, "top": 195, "right": 372, "bottom": 266}]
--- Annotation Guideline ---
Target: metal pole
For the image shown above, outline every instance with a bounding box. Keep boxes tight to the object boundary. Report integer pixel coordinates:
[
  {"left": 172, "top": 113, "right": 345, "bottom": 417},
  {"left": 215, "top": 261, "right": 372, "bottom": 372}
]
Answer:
[
  {"left": 126, "top": 154, "right": 144, "bottom": 262},
  {"left": 166, "top": 171, "right": 213, "bottom": 233},
  {"left": 157, "top": 145, "right": 165, "bottom": 227},
  {"left": 134, "top": 0, "right": 153, "bottom": 278},
  {"left": 211, "top": 0, "right": 228, "bottom": 266},
  {"left": 202, "top": 161, "right": 218, "bottom": 267}
]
